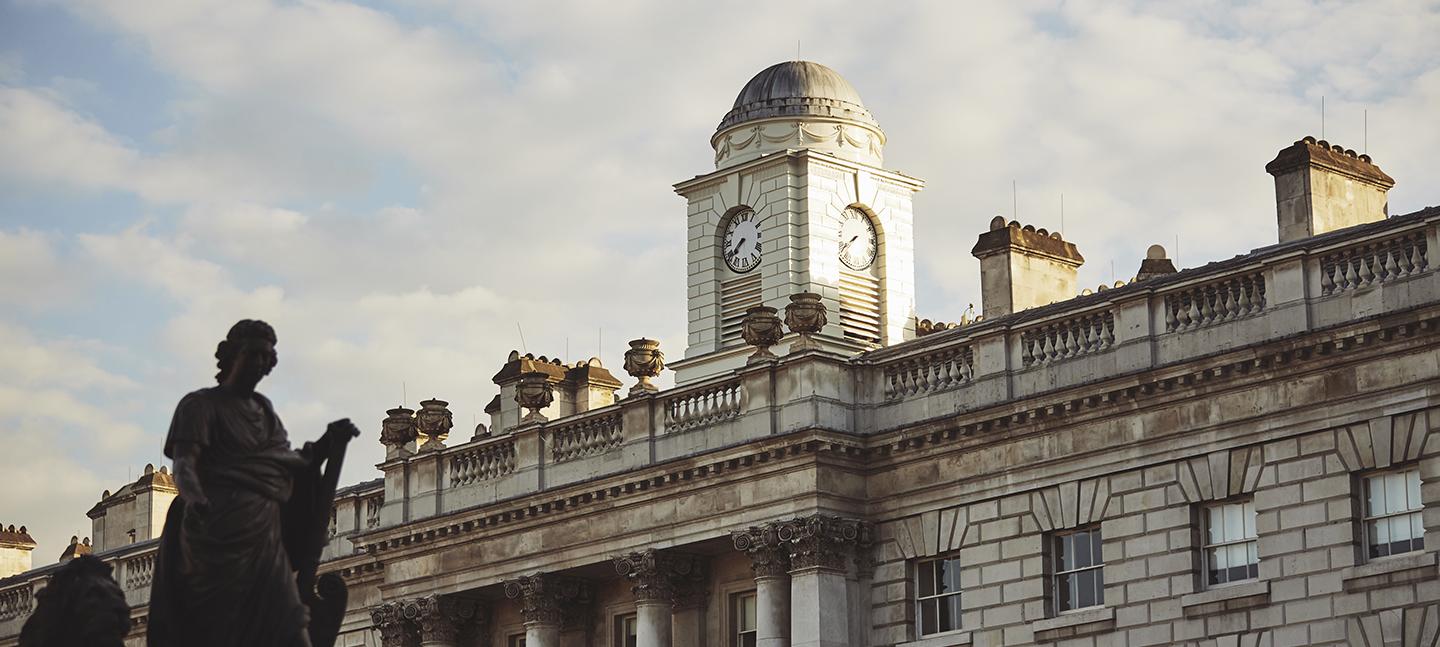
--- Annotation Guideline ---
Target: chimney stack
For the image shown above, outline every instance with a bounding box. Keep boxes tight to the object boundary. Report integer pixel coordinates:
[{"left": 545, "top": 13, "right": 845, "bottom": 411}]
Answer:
[
  {"left": 1266, "top": 136, "right": 1394, "bottom": 243},
  {"left": 0, "top": 524, "right": 37, "bottom": 577},
  {"left": 971, "top": 216, "right": 1084, "bottom": 319}
]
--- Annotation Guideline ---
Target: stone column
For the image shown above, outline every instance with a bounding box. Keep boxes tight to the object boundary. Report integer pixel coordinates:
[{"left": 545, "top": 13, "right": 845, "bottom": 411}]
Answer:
[
  {"left": 504, "top": 573, "right": 592, "bottom": 647},
  {"left": 614, "top": 550, "right": 708, "bottom": 647},
  {"left": 778, "top": 515, "right": 870, "bottom": 647},
  {"left": 734, "top": 524, "right": 792, "bottom": 647}
]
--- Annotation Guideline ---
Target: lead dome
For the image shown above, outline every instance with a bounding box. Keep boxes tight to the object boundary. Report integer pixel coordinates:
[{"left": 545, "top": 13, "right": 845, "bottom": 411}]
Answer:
[
  {"left": 717, "top": 61, "right": 880, "bottom": 132},
  {"left": 710, "top": 61, "right": 887, "bottom": 169}
]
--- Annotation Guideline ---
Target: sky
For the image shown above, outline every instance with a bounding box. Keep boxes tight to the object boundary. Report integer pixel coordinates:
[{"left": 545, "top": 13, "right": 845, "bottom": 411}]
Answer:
[{"left": 1, "top": 0, "right": 1438, "bottom": 564}]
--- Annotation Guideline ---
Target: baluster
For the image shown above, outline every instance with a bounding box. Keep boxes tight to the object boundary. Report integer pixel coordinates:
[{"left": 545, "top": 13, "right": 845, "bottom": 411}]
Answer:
[
  {"left": 1358, "top": 248, "right": 1377, "bottom": 285},
  {"left": 1342, "top": 254, "right": 1360, "bottom": 289}
]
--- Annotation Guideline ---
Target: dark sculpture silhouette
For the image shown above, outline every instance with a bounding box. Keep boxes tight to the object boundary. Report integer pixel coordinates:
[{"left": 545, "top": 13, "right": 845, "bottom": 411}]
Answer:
[
  {"left": 19, "top": 555, "right": 130, "bottom": 647},
  {"left": 148, "top": 320, "right": 358, "bottom": 647}
]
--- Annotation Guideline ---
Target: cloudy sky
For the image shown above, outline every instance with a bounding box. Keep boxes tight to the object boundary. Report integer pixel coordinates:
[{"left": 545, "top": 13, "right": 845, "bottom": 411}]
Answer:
[{"left": 1, "top": 0, "right": 1437, "bottom": 562}]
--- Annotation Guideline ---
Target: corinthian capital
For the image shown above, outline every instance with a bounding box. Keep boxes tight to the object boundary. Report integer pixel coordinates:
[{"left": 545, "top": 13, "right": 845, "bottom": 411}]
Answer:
[
  {"left": 732, "top": 523, "right": 791, "bottom": 578},
  {"left": 402, "top": 595, "right": 481, "bottom": 645},
  {"left": 776, "top": 514, "right": 872, "bottom": 572},
  {"left": 503, "top": 573, "right": 592, "bottom": 629},
  {"left": 370, "top": 601, "right": 416, "bottom": 647},
  {"left": 613, "top": 549, "right": 708, "bottom": 605}
]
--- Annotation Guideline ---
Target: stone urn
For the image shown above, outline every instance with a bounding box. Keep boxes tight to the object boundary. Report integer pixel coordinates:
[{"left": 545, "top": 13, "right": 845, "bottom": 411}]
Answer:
[
  {"left": 741, "top": 305, "right": 785, "bottom": 361},
  {"left": 784, "top": 292, "right": 827, "bottom": 351},
  {"left": 380, "top": 406, "right": 417, "bottom": 451},
  {"left": 415, "top": 399, "right": 453, "bottom": 451},
  {"left": 515, "top": 371, "right": 554, "bottom": 424},
  {"left": 623, "top": 338, "right": 664, "bottom": 395}
]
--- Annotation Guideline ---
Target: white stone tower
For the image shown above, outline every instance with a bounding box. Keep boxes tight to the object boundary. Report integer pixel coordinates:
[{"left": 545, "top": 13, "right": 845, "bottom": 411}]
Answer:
[{"left": 671, "top": 61, "right": 923, "bottom": 384}]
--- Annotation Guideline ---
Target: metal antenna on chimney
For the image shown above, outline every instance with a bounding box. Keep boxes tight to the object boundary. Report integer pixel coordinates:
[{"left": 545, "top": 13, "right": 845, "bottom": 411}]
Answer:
[
  {"left": 402, "top": 381, "right": 407, "bottom": 407},
  {"left": 1321, "top": 95, "right": 1326, "bottom": 140},
  {"left": 1060, "top": 193, "right": 1065, "bottom": 236},
  {"left": 516, "top": 322, "right": 529, "bottom": 353}
]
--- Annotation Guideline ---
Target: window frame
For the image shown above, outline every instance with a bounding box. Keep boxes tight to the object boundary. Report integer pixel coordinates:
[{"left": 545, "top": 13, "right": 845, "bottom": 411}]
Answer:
[
  {"left": 612, "top": 612, "right": 637, "bottom": 647},
  {"left": 1200, "top": 498, "right": 1259, "bottom": 588},
  {"left": 1361, "top": 467, "right": 1426, "bottom": 561},
  {"left": 913, "top": 555, "right": 964, "bottom": 637},
  {"left": 730, "top": 589, "right": 757, "bottom": 647},
  {"left": 1050, "top": 526, "right": 1105, "bottom": 614}
]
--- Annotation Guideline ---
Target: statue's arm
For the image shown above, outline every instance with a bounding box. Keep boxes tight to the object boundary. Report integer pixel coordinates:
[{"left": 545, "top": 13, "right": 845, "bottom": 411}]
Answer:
[{"left": 171, "top": 441, "right": 211, "bottom": 515}]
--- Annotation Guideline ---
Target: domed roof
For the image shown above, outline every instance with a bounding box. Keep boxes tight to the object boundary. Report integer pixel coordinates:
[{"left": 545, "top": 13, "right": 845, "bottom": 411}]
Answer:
[{"left": 717, "top": 61, "right": 879, "bottom": 132}]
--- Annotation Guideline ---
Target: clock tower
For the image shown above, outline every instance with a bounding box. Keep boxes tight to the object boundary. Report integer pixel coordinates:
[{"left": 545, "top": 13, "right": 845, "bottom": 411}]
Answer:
[{"left": 671, "top": 61, "right": 924, "bottom": 384}]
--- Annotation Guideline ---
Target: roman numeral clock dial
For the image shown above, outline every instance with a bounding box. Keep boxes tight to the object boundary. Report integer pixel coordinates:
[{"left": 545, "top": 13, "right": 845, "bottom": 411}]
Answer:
[
  {"left": 838, "top": 207, "right": 878, "bottom": 271},
  {"left": 722, "top": 209, "right": 762, "bottom": 273}
]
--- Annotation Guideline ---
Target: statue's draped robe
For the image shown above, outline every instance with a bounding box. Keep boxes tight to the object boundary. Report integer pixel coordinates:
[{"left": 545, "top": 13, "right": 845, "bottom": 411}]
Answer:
[{"left": 149, "top": 387, "right": 310, "bottom": 647}]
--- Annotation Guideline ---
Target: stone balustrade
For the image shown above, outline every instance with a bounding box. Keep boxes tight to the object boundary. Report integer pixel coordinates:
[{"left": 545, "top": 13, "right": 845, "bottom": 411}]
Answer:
[
  {"left": 663, "top": 379, "right": 743, "bottom": 433},
  {"left": 551, "top": 411, "right": 623, "bottom": 462},
  {"left": 346, "top": 210, "right": 1439, "bottom": 551},
  {"left": 448, "top": 435, "right": 518, "bottom": 486}
]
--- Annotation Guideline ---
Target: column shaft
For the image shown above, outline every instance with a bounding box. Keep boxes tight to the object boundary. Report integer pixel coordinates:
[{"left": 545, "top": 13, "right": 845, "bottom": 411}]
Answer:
[
  {"left": 756, "top": 574, "right": 790, "bottom": 647},
  {"left": 526, "top": 622, "right": 560, "bottom": 647},
  {"left": 637, "top": 599, "right": 672, "bottom": 647},
  {"left": 789, "top": 569, "right": 848, "bottom": 647}
]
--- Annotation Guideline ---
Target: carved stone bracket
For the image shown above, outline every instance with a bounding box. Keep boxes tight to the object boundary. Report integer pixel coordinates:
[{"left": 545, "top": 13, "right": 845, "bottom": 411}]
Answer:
[
  {"left": 776, "top": 514, "right": 872, "bottom": 572},
  {"left": 613, "top": 549, "right": 708, "bottom": 607},
  {"left": 503, "top": 573, "right": 593, "bottom": 629},
  {"left": 732, "top": 523, "right": 792, "bottom": 578}
]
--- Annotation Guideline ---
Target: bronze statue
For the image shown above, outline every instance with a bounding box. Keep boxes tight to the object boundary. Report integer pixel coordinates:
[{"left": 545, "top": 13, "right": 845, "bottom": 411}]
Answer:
[
  {"left": 148, "top": 320, "right": 358, "bottom": 647},
  {"left": 19, "top": 555, "right": 130, "bottom": 647}
]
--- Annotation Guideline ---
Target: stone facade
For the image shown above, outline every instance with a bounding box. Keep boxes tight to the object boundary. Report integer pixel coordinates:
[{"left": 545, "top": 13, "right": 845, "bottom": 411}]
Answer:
[{"left": 0, "top": 61, "right": 1437, "bottom": 647}]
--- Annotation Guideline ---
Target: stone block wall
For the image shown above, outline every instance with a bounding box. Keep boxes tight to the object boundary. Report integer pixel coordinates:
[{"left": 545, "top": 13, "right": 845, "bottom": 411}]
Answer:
[{"left": 872, "top": 405, "right": 1440, "bottom": 647}]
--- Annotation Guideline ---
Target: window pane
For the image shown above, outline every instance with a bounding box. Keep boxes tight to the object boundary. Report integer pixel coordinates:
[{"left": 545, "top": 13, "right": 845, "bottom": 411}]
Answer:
[
  {"left": 1388, "top": 473, "right": 1407, "bottom": 515},
  {"left": 920, "top": 598, "right": 938, "bottom": 635},
  {"left": 1206, "top": 506, "right": 1224, "bottom": 545},
  {"left": 1367, "top": 476, "right": 1386, "bottom": 517},
  {"left": 1242, "top": 501, "right": 1257, "bottom": 538},
  {"left": 942, "top": 558, "right": 963, "bottom": 594},
  {"left": 1413, "top": 513, "right": 1426, "bottom": 546},
  {"left": 740, "top": 634, "right": 757, "bottom": 647},
  {"left": 1091, "top": 530, "right": 1104, "bottom": 564},
  {"left": 1408, "top": 470, "right": 1423, "bottom": 510},
  {"left": 1073, "top": 532, "right": 1092, "bottom": 569},
  {"left": 918, "top": 560, "right": 937, "bottom": 597},
  {"left": 1075, "top": 570, "right": 1097, "bottom": 609},
  {"left": 1056, "top": 535, "right": 1073, "bottom": 572},
  {"left": 937, "top": 593, "right": 958, "bottom": 632},
  {"left": 736, "top": 593, "right": 756, "bottom": 631},
  {"left": 1224, "top": 504, "right": 1243, "bottom": 542},
  {"left": 1056, "top": 572, "right": 1073, "bottom": 612}
]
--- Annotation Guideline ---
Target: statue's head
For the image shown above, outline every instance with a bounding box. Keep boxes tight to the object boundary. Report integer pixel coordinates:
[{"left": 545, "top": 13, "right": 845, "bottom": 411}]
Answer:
[{"left": 215, "top": 319, "right": 278, "bottom": 386}]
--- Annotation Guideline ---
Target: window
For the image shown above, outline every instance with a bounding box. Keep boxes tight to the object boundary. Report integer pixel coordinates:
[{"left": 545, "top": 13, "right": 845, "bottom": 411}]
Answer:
[
  {"left": 1053, "top": 528, "right": 1104, "bottom": 612},
  {"left": 508, "top": 635, "right": 526, "bottom": 647},
  {"left": 732, "top": 591, "right": 757, "bottom": 647},
  {"left": 1363, "top": 469, "right": 1425, "bottom": 559},
  {"left": 613, "top": 614, "right": 637, "bottom": 647},
  {"left": 915, "top": 556, "right": 962, "bottom": 636},
  {"left": 1202, "top": 500, "right": 1258, "bottom": 586}
]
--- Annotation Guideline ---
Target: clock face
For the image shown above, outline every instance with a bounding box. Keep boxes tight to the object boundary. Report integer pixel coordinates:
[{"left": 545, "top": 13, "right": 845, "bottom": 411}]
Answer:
[
  {"left": 838, "top": 207, "right": 878, "bottom": 270},
  {"left": 722, "top": 209, "right": 762, "bottom": 273}
]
